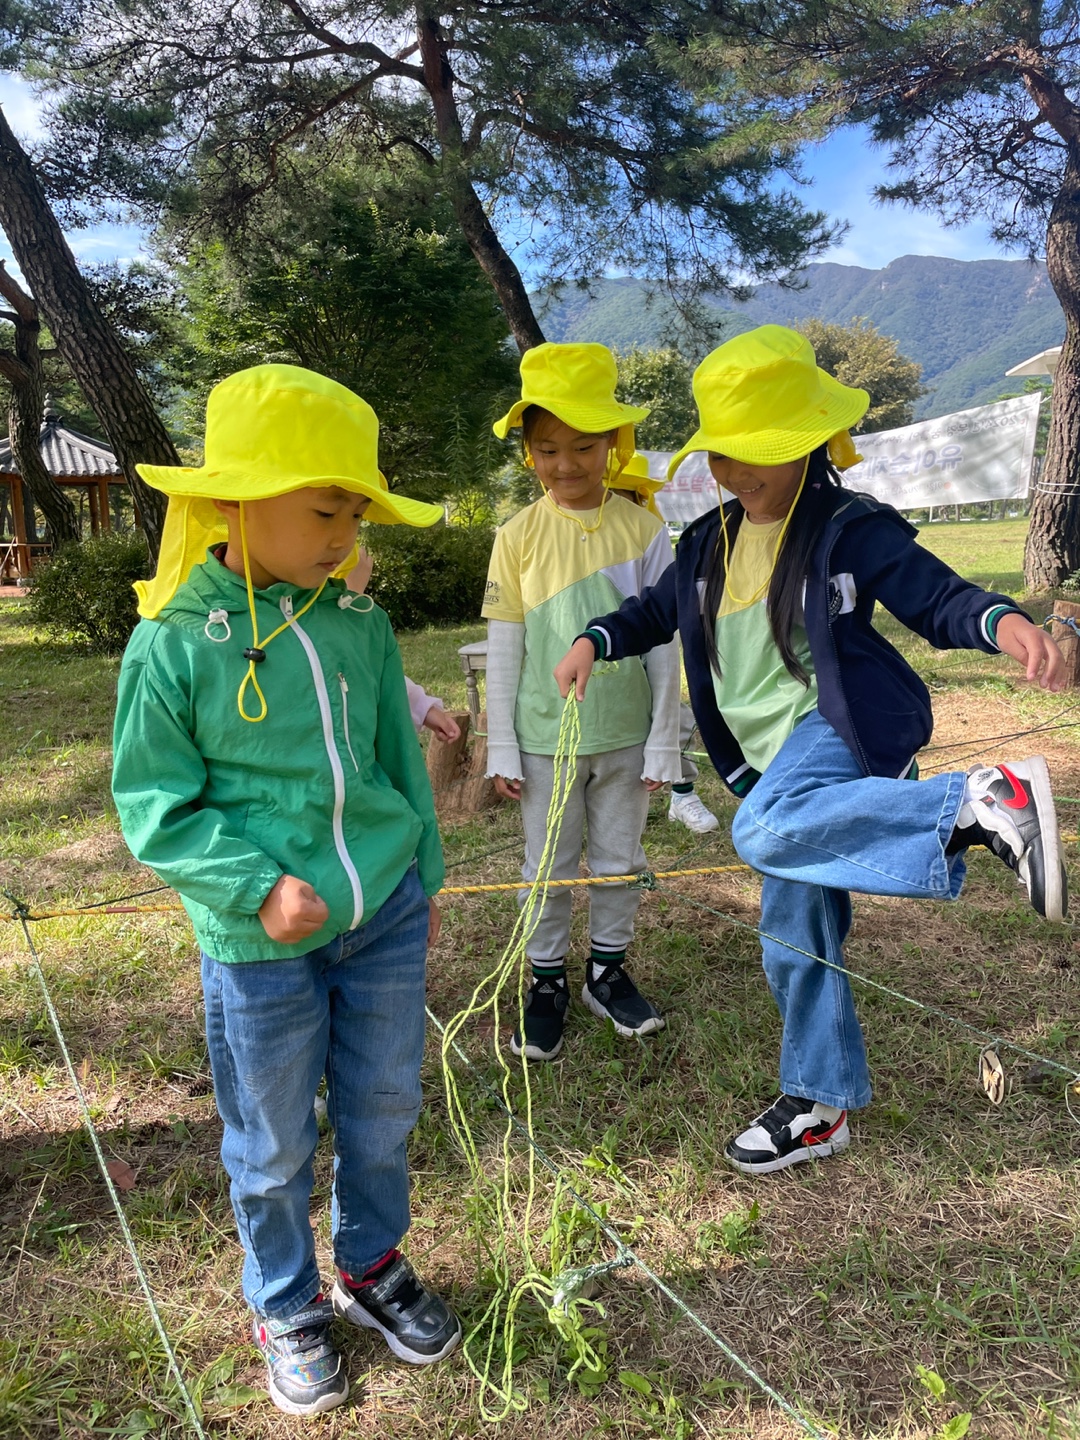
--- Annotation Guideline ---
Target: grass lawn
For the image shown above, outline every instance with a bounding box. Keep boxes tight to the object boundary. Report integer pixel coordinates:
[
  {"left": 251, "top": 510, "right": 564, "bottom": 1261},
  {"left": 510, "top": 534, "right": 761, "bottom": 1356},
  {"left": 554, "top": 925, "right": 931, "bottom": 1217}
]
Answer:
[{"left": 2, "top": 520, "right": 1080, "bottom": 1439}]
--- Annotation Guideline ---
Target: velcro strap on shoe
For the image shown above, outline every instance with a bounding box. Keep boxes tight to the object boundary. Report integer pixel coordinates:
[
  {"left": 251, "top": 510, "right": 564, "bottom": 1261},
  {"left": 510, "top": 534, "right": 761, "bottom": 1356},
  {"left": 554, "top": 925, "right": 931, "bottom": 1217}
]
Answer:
[{"left": 364, "top": 1256, "right": 421, "bottom": 1307}]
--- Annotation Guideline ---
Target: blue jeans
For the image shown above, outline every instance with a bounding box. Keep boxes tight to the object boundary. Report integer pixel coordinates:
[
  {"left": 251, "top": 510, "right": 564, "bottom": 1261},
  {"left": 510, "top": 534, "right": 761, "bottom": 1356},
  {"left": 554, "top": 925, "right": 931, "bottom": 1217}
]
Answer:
[
  {"left": 201, "top": 864, "right": 428, "bottom": 1318},
  {"left": 730, "top": 711, "right": 968, "bottom": 1111}
]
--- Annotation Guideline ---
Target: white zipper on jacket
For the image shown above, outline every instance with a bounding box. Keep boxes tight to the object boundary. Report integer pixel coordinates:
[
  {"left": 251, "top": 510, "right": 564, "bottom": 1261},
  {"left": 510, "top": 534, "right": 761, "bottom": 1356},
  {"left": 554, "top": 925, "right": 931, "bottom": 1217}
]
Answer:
[
  {"left": 338, "top": 674, "right": 360, "bottom": 773},
  {"left": 281, "top": 596, "right": 364, "bottom": 929}
]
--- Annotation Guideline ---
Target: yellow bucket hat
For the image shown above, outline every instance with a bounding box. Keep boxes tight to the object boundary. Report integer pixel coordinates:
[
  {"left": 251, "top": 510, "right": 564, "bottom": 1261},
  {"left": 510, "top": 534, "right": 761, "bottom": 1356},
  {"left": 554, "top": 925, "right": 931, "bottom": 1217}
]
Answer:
[
  {"left": 493, "top": 342, "right": 648, "bottom": 472},
  {"left": 135, "top": 364, "right": 442, "bottom": 618},
  {"left": 605, "top": 451, "right": 665, "bottom": 518},
  {"left": 667, "top": 326, "right": 869, "bottom": 479}
]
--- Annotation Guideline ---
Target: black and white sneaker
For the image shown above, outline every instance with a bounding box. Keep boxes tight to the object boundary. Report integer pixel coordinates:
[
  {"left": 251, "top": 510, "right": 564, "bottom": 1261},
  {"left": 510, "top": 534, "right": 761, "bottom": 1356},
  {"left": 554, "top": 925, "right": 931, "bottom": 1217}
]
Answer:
[
  {"left": 253, "top": 1296, "right": 349, "bottom": 1416},
  {"left": 582, "top": 964, "right": 665, "bottom": 1038},
  {"left": 951, "top": 756, "right": 1067, "bottom": 923},
  {"left": 510, "top": 977, "right": 569, "bottom": 1060},
  {"left": 725, "top": 1094, "right": 850, "bottom": 1176},
  {"left": 333, "top": 1252, "right": 461, "bottom": 1365}
]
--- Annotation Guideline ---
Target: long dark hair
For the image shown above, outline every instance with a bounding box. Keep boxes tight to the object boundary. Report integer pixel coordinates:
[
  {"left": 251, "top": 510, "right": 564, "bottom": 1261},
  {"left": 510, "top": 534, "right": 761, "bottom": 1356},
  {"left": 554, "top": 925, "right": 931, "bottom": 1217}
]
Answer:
[{"left": 703, "top": 445, "right": 843, "bottom": 687}]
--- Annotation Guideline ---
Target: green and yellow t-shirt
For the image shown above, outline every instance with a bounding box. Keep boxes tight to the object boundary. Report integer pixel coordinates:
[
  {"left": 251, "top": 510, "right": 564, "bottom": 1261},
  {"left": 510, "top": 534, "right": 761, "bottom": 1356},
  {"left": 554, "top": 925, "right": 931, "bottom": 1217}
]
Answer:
[
  {"left": 713, "top": 516, "right": 819, "bottom": 773},
  {"left": 483, "top": 495, "right": 673, "bottom": 756}
]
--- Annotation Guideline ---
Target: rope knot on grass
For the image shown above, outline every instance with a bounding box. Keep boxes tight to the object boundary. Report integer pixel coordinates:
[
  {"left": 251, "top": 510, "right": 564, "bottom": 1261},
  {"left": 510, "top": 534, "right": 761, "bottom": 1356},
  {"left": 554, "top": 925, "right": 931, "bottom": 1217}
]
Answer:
[{"left": 1, "top": 889, "right": 30, "bottom": 921}]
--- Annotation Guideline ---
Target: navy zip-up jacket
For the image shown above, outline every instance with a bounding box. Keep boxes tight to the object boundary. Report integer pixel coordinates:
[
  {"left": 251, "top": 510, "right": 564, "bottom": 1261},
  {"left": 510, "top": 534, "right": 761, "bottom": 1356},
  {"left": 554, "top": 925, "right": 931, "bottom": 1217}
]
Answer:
[{"left": 584, "top": 489, "right": 1025, "bottom": 796}]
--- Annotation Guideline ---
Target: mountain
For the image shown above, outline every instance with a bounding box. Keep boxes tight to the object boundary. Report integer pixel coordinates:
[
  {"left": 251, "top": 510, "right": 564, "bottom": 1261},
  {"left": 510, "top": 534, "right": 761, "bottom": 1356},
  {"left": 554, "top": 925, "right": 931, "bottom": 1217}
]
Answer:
[{"left": 535, "top": 256, "right": 1064, "bottom": 420}]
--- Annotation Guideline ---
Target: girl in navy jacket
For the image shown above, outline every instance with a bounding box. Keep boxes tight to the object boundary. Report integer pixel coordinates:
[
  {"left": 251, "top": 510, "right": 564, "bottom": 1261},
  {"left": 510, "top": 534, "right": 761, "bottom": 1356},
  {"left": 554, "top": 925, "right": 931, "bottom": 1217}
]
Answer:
[{"left": 555, "top": 325, "right": 1066, "bottom": 1176}]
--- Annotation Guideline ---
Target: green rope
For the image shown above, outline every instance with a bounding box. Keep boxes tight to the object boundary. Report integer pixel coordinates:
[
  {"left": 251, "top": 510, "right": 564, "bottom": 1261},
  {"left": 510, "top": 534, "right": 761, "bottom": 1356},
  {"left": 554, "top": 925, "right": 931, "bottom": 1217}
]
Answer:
[
  {"left": 445, "top": 837, "right": 524, "bottom": 871},
  {"left": 440, "top": 696, "right": 612, "bottom": 1420},
  {"left": 13, "top": 912, "right": 207, "bottom": 1435},
  {"left": 653, "top": 880, "right": 1080, "bottom": 1083},
  {"left": 427, "top": 1001, "right": 830, "bottom": 1439}
]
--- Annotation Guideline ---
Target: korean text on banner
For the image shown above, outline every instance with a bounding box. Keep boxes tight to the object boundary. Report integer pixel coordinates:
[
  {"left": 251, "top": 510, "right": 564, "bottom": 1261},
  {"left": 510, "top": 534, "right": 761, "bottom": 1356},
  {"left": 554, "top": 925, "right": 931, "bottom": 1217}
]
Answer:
[
  {"left": 641, "top": 450, "right": 732, "bottom": 525},
  {"left": 841, "top": 392, "right": 1041, "bottom": 508}
]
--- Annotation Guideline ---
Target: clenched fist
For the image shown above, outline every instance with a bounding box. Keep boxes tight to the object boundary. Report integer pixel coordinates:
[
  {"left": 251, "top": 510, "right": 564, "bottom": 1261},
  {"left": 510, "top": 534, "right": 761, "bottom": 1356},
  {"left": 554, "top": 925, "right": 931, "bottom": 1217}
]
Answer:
[{"left": 258, "top": 874, "right": 330, "bottom": 943}]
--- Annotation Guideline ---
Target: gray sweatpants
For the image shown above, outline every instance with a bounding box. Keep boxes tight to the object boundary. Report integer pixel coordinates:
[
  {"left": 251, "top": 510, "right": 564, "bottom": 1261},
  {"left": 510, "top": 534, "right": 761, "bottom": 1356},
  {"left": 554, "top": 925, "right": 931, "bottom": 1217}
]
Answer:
[{"left": 519, "top": 746, "right": 650, "bottom": 961}]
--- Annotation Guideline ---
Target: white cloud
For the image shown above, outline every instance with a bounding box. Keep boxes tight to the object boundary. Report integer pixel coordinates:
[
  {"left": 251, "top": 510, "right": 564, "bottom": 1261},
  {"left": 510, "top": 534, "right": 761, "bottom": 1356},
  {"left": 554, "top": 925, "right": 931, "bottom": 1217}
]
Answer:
[
  {"left": 0, "top": 73, "right": 152, "bottom": 272},
  {"left": 0, "top": 72, "right": 46, "bottom": 143}
]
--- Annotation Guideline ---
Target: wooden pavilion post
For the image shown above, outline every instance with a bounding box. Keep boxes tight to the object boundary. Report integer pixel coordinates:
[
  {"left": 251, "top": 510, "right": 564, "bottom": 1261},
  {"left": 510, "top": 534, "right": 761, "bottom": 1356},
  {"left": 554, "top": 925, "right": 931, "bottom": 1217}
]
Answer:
[
  {"left": 9, "top": 473, "right": 30, "bottom": 576},
  {"left": 87, "top": 480, "right": 100, "bottom": 536},
  {"left": 98, "top": 478, "right": 111, "bottom": 531}
]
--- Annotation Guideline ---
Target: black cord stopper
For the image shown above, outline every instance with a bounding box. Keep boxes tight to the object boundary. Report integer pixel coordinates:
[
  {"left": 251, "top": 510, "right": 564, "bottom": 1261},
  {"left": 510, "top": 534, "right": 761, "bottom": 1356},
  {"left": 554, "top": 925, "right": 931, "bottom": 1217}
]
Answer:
[{"left": 243, "top": 647, "right": 267, "bottom": 663}]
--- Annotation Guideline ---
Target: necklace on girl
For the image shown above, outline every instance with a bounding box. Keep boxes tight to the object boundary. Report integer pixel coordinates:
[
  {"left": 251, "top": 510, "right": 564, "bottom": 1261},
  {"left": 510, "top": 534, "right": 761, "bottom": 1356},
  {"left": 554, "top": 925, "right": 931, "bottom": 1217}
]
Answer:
[{"left": 542, "top": 485, "right": 609, "bottom": 540}]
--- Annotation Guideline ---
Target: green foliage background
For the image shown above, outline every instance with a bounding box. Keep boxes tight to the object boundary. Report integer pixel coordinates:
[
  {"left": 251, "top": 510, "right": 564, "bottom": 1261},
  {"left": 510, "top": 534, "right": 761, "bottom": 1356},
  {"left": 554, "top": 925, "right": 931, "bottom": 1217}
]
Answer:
[
  {"left": 27, "top": 532, "right": 149, "bottom": 652},
  {"left": 171, "top": 157, "right": 518, "bottom": 505}
]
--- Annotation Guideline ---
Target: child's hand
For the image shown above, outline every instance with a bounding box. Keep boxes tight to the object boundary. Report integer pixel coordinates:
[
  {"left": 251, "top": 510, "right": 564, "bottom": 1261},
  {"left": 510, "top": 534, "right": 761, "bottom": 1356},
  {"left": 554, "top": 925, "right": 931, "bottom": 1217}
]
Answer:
[
  {"left": 428, "top": 898, "right": 442, "bottom": 947},
  {"left": 346, "top": 547, "right": 374, "bottom": 595},
  {"left": 258, "top": 874, "right": 330, "bottom": 943},
  {"left": 996, "top": 613, "right": 1066, "bottom": 692},
  {"left": 643, "top": 778, "right": 664, "bottom": 792},
  {"left": 424, "top": 704, "right": 461, "bottom": 744},
  {"left": 494, "top": 776, "right": 523, "bottom": 801},
  {"left": 555, "top": 637, "right": 597, "bottom": 700}
]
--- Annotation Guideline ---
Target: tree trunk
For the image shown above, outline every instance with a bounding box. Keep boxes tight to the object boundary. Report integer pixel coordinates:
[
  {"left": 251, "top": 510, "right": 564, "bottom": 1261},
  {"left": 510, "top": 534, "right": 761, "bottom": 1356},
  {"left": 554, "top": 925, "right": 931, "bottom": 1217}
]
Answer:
[
  {"left": 0, "top": 267, "right": 81, "bottom": 546},
  {"left": 0, "top": 109, "right": 173, "bottom": 557},
  {"left": 9, "top": 387, "right": 80, "bottom": 548},
  {"left": 417, "top": 10, "right": 545, "bottom": 354},
  {"left": 1024, "top": 152, "right": 1080, "bottom": 590}
]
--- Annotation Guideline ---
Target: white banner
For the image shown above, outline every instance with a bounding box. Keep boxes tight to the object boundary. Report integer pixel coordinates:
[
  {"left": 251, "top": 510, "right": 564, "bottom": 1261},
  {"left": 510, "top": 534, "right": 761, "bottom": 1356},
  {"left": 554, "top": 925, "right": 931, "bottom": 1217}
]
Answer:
[
  {"left": 644, "top": 391, "right": 1041, "bottom": 524},
  {"left": 842, "top": 392, "right": 1041, "bottom": 508},
  {"left": 640, "top": 449, "right": 730, "bottom": 524}
]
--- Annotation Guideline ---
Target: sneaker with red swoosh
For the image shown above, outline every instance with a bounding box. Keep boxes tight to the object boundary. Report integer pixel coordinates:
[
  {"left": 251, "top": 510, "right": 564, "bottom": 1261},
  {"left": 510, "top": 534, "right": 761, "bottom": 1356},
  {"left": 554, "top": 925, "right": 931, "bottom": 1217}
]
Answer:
[
  {"left": 725, "top": 1094, "right": 850, "bottom": 1175},
  {"left": 952, "top": 756, "right": 1067, "bottom": 923}
]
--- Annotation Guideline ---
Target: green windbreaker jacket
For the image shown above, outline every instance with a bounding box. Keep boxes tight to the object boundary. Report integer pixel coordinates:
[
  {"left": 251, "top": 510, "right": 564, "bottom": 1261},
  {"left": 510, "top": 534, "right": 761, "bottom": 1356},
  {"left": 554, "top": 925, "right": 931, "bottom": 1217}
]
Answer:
[{"left": 112, "top": 553, "right": 444, "bottom": 963}]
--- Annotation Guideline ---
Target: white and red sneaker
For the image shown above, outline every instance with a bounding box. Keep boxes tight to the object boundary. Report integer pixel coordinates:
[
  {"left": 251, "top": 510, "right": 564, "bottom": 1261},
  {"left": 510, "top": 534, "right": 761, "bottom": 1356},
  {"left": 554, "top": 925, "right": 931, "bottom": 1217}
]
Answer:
[
  {"left": 725, "top": 1094, "right": 850, "bottom": 1176},
  {"left": 951, "top": 757, "right": 1067, "bottom": 923}
]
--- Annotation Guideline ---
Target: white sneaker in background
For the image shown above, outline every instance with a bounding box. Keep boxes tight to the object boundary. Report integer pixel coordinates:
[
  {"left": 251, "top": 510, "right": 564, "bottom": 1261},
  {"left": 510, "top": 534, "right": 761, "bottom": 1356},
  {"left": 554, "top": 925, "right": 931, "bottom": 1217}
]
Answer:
[{"left": 667, "top": 790, "right": 720, "bottom": 833}]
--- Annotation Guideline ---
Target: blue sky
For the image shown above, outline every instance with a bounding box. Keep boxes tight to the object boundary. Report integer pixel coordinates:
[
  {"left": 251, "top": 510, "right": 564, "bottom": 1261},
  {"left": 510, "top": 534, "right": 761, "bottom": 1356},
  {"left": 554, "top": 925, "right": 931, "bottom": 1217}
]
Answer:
[{"left": 0, "top": 71, "right": 1006, "bottom": 277}]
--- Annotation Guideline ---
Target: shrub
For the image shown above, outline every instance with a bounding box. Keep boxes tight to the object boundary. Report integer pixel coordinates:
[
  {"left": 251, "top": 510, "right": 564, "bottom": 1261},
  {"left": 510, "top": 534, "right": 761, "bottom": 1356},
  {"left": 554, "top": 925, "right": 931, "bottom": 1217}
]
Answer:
[
  {"left": 28, "top": 532, "right": 150, "bottom": 653},
  {"left": 364, "top": 521, "right": 494, "bottom": 631}
]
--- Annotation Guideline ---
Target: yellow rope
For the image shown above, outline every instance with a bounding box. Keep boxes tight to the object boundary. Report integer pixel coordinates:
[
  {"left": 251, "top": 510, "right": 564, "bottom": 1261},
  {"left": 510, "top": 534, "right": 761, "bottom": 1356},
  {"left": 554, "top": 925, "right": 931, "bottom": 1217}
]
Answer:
[
  {"left": 3, "top": 866, "right": 754, "bottom": 923},
  {"left": 439, "top": 695, "right": 612, "bottom": 1419},
  {"left": 440, "top": 864, "right": 750, "bottom": 895}
]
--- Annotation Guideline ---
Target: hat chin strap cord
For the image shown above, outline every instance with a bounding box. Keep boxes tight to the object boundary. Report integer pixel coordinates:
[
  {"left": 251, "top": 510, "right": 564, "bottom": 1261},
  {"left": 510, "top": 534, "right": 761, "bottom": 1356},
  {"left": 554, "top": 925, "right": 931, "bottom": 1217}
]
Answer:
[
  {"left": 719, "top": 453, "right": 809, "bottom": 608},
  {"left": 236, "top": 500, "right": 327, "bottom": 723}
]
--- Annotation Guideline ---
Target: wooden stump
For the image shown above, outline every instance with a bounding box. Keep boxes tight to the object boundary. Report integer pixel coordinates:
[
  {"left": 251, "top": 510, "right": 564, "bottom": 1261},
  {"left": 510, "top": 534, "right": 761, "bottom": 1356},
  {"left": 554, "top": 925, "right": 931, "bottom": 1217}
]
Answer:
[
  {"left": 426, "top": 710, "right": 501, "bottom": 822},
  {"left": 1048, "top": 600, "right": 1080, "bottom": 689}
]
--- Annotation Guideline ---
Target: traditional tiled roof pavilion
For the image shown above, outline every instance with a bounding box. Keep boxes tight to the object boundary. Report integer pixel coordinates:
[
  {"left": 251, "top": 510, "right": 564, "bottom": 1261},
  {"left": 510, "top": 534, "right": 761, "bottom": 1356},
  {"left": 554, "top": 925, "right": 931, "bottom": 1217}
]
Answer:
[{"left": 0, "top": 400, "right": 125, "bottom": 582}]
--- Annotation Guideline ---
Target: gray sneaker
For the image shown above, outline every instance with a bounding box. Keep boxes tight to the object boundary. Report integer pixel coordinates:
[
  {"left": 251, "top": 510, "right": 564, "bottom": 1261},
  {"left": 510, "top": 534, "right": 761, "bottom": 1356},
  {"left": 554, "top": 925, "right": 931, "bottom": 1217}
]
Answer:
[
  {"left": 253, "top": 1296, "right": 348, "bottom": 1416},
  {"left": 333, "top": 1252, "right": 461, "bottom": 1364}
]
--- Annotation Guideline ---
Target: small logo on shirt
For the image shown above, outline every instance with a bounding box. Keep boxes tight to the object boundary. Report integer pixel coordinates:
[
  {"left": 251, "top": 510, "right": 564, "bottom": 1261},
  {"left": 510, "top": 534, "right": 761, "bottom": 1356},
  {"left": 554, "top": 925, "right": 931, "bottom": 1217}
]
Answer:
[{"left": 485, "top": 579, "right": 500, "bottom": 604}]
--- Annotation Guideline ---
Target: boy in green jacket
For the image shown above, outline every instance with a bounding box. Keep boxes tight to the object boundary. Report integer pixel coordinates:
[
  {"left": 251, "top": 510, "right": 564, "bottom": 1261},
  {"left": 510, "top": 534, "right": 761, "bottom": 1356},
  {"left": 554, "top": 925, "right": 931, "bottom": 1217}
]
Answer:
[{"left": 112, "top": 365, "right": 462, "bottom": 1417}]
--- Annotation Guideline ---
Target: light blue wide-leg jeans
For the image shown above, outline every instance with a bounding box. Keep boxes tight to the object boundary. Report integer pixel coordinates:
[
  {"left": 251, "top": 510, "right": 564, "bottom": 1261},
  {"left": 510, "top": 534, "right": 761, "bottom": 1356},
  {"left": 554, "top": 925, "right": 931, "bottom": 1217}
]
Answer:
[
  {"left": 730, "top": 711, "right": 968, "bottom": 1111},
  {"left": 201, "top": 865, "right": 428, "bottom": 1318}
]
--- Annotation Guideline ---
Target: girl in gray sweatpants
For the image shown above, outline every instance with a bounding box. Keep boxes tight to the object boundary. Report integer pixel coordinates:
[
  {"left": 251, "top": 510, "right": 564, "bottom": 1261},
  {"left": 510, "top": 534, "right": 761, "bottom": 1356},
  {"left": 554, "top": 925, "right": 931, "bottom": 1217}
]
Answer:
[{"left": 482, "top": 344, "right": 683, "bottom": 1062}]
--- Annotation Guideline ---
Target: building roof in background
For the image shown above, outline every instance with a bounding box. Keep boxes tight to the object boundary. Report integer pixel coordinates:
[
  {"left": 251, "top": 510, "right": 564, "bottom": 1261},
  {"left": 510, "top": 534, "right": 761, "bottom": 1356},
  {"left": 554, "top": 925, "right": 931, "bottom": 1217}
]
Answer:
[
  {"left": 1005, "top": 346, "right": 1061, "bottom": 378},
  {"left": 0, "top": 408, "right": 122, "bottom": 478}
]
